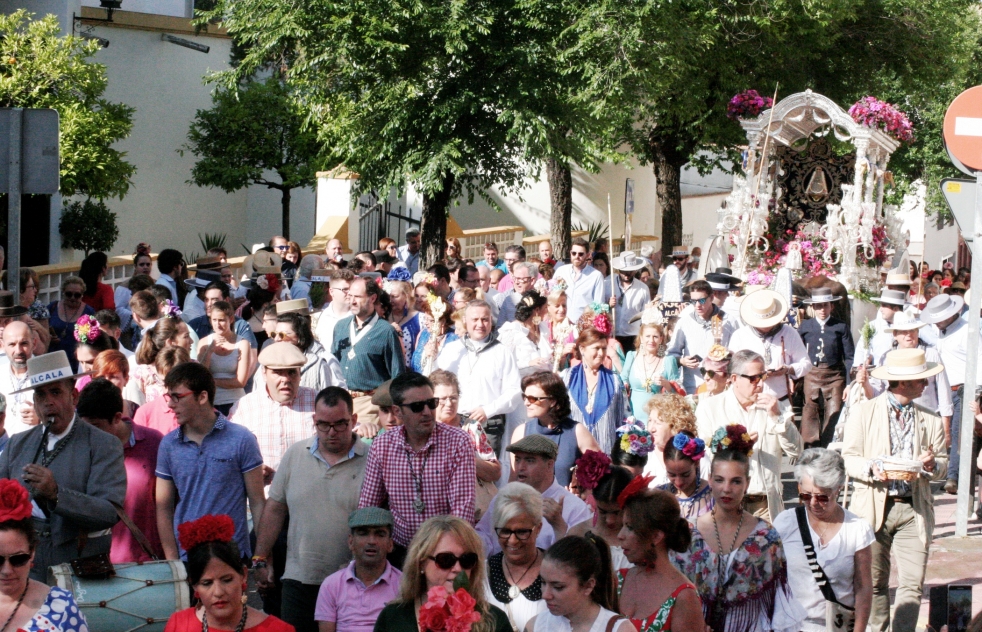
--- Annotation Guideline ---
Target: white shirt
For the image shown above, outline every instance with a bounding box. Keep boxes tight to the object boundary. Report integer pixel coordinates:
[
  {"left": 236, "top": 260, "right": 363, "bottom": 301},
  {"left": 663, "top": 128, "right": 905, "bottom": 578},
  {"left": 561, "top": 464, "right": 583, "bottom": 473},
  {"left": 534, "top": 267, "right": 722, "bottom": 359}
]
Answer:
[
  {"left": 314, "top": 301, "right": 351, "bottom": 353},
  {"left": 497, "top": 321, "right": 550, "bottom": 376},
  {"left": 435, "top": 337, "right": 522, "bottom": 418},
  {"left": 932, "top": 317, "right": 968, "bottom": 386},
  {"left": 728, "top": 324, "right": 812, "bottom": 399},
  {"left": 612, "top": 278, "right": 650, "bottom": 337},
  {"left": 183, "top": 292, "right": 205, "bottom": 321},
  {"left": 114, "top": 286, "right": 133, "bottom": 331},
  {"left": 551, "top": 264, "right": 605, "bottom": 322},
  {"left": 0, "top": 363, "right": 33, "bottom": 435},
  {"left": 774, "top": 508, "right": 875, "bottom": 632},
  {"left": 666, "top": 306, "right": 737, "bottom": 393},
  {"left": 155, "top": 274, "right": 178, "bottom": 302}
]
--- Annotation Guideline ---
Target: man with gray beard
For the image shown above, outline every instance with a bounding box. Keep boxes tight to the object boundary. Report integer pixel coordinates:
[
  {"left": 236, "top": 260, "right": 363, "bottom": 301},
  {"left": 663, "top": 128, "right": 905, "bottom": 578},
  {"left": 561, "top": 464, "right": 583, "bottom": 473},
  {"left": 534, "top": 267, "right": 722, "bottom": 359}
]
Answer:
[{"left": 0, "top": 320, "right": 37, "bottom": 435}]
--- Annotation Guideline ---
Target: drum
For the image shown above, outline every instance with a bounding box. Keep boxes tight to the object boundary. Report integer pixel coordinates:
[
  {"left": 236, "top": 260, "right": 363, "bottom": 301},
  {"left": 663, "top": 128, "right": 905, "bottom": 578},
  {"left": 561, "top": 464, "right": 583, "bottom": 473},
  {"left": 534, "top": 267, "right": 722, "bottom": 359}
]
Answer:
[{"left": 49, "top": 560, "right": 190, "bottom": 631}]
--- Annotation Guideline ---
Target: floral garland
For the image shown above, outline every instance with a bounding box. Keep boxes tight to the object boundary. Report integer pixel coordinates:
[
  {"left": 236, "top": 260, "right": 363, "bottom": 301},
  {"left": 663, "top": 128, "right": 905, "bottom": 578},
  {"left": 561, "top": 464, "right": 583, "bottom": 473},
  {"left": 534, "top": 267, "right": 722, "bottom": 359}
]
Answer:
[
  {"left": 177, "top": 514, "right": 235, "bottom": 552},
  {"left": 710, "top": 424, "right": 755, "bottom": 457},
  {"left": 848, "top": 96, "right": 914, "bottom": 143},
  {"left": 573, "top": 450, "right": 612, "bottom": 492},
  {"left": 617, "top": 420, "right": 655, "bottom": 457},
  {"left": 671, "top": 432, "right": 707, "bottom": 461},
  {"left": 727, "top": 90, "right": 773, "bottom": 120},
  {"left": 0, "top": 479, "right": 32, "bottom": 522},
  {"left": 73, "top": 314, "right": 102, "bottom": 345},
  {"left": 160, "top": 299, "right": 182, "bottom": 318},
  {"left": 578, "top": 302, "right": 612, "bottom": 336}
]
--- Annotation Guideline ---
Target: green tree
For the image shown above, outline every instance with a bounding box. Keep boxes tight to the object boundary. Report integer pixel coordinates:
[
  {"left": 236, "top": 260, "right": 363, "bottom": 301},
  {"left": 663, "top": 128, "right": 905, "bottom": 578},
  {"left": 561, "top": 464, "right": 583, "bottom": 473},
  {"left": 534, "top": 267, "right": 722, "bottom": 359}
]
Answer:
[
  {"left": 183, "top": 76, "right": 322, "bottom": 239},
  {"left": 0, "top": 10, "right": 135, "bottom": 199},
  {"left": 565, "top": 0, "right": 980, "bottom": 252},
  {"left": 59, "top": 198, "right": 119, "bottom": 255}
]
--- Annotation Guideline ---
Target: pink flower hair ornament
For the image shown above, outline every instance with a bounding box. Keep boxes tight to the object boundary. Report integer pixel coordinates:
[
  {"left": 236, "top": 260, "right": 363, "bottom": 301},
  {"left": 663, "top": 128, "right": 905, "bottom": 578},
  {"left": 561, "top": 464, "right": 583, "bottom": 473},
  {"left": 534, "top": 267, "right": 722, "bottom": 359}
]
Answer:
[{"left": 73, "top": 314, "right": 102, "bottom": 345}]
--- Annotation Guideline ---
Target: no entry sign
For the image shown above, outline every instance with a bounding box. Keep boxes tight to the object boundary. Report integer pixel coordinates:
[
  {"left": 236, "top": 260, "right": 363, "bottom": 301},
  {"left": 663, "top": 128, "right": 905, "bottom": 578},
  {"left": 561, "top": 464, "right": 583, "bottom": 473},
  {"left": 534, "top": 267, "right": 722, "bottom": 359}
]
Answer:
[{"left": 944, "top": 85, "right": 982, "bottom": 175}]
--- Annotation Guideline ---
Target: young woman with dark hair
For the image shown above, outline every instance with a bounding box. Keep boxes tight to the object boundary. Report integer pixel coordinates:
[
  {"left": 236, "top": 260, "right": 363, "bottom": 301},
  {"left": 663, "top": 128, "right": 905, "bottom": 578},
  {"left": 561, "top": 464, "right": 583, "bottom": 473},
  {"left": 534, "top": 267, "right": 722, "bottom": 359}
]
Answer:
[
  {"left": 79, "top": 251, "right": 115, "bottom": 311},
  {"left": 657, "top": 431, "right": 714, "bottom": 521},
  {"left": 590, "top": 465, "right": 634, "bottom": 571},
  {"left": 164, "top": 514, "right": 293, "bottom": 631}
]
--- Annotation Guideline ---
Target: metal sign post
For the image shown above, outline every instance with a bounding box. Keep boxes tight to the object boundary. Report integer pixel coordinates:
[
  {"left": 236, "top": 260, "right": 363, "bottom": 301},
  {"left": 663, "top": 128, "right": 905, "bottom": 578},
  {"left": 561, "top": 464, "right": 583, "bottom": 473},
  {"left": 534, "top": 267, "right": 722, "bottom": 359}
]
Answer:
[{"left": 6, "top": 109, "right": 20, "bottom": 303}]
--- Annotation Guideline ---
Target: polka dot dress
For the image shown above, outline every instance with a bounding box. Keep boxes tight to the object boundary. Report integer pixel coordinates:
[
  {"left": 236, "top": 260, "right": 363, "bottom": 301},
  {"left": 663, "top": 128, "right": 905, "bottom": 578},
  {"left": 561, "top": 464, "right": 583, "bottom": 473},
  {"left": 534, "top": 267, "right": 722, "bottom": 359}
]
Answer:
[{"left": 21, "top": 586, "right": 88, "bottom": 632}]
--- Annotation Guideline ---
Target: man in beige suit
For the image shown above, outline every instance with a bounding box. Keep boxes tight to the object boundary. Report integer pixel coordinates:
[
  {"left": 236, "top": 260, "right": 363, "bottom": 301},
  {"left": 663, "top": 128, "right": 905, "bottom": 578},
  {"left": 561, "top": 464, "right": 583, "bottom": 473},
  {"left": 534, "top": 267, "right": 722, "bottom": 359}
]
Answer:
[
  {"left": 842, "top": 348, "right": 947, "bottom": 632},
  {"left": 695, "top": 349, "right": 801, "bottom": 521}
]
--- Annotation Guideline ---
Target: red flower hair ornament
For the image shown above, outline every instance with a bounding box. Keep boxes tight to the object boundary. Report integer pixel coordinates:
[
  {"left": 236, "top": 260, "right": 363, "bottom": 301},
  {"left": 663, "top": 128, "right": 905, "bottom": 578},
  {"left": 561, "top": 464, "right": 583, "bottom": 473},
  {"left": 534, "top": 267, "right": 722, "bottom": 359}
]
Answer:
[
  {"left": 616, "top": 474, "right": 654, "bottom": 509},
  {"left": 178, "top": 514, "right": 235, "bottom": 552},
  {"left": 0, "top": 480, "right": 32, "bottom": 523},
  {"left": 573, "top": 451, "right": 612, "bottom": 492}
]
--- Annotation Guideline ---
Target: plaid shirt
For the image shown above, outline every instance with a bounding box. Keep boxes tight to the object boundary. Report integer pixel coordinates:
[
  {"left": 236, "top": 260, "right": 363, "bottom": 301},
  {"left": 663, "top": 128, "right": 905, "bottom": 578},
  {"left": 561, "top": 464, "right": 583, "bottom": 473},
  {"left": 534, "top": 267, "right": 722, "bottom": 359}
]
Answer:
[
  {"left": 229, "top": 384, "right": 317, "bottom": 472},
  {"left": 358, "top": 422, "right": 476, "bottom": 546},
  {"left": 887, "top": 393, "right": 916, "bottom": 497}
]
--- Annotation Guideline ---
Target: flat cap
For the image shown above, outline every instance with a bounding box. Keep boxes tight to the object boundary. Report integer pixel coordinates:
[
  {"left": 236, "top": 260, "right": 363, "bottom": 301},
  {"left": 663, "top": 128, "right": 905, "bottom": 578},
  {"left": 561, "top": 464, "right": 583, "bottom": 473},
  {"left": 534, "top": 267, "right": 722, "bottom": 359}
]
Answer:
[
  {"left": 348, "top": 507, "right": 394, "bottom": 529},
  {"left": 258, "top": 342, "right": 307, "bottom": 369},
  {"left": 506, "top": 434, "right": 559, "bottom": 459},
  {"left": 372, "top": 379, "right": 394, "bottom": 407}
]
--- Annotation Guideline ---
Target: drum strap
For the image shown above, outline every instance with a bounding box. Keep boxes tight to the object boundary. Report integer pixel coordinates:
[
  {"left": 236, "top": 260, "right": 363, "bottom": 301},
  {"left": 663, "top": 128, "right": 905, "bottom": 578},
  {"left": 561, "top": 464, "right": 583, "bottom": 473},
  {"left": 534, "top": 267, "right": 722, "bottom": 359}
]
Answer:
[{"left": 113, "top": 503, "right": 159, "bottom": 561}]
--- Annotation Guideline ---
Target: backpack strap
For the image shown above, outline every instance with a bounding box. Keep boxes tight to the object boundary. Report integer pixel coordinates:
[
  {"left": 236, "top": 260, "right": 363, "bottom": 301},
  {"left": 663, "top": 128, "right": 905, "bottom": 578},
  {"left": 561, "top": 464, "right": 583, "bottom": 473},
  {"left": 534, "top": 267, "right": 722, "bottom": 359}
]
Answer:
[{"left": 795, "top": 505, "right": 839, "bottom": 605}]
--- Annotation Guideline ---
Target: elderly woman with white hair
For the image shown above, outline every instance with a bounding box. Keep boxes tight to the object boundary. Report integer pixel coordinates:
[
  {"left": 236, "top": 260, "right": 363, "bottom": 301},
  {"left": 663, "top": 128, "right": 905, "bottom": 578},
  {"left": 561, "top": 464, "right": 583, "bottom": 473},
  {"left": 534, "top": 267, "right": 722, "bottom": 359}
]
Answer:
[
  {"left": 483, "top": 482, "right": 547, "bottom": 632},
  {"left": 773, "top": 448, "right": 874, "bottom": 632}
]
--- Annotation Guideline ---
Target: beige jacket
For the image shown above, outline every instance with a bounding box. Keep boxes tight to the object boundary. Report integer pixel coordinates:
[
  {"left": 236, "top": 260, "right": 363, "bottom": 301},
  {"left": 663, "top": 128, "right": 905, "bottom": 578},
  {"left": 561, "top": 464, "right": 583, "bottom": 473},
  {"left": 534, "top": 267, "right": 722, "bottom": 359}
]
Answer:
[
  {"left": 695, "top": 389, "right": 802, "bottom": 519},
  {"left": 842, "top": 392, "right": 947, "bottom": 544}
]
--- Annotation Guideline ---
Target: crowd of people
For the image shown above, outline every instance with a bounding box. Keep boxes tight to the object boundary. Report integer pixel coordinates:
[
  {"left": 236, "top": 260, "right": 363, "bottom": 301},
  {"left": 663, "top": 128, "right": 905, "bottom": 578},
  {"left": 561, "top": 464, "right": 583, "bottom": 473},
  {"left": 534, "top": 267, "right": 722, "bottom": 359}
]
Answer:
[{"left": 0, "top": 232, "right": 970, "bottom": 632}]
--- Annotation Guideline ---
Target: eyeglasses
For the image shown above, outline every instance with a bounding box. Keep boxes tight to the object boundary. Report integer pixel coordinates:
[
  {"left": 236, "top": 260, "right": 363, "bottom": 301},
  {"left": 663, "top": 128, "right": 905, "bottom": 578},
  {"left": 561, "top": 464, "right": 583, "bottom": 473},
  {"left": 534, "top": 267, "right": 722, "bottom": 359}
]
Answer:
[
  {"left": 275, "top": 245, "right": 289, "bottom": 251},
  {"left": 569, "top": 251, "right": 586, "bottom": 258},
  {"left": 495, "top": 528, "right": 534, "bottom": 541},
  {"left": 331, "top": 287, "right": 350, "bottom": 295},
  {"left": 798, "top": 491, "right": 832, "bottom": 505},
  {"left": 400, "top": 398, "right": 439, "bottom": 413},
  {"left": 63, "top": 292, "right": 82, "bottom": 299},
  {"left": 429, "top": 552, "right": 478, "bottom": 570},
  {"left": 523, "top": 394, "right": 552, "bottom": 404},
  {"left": 700, "top": 369, "right": 719, "bottom": 379},
  {"left": 163, "top": 391, "right": 196, "bottom": 403},
  {"left": 739, "top": 373, "right": 767, "bottom": 384},
  {"left": 272, "top": 332, "right": 297, "bottom": 341},
  {"left": 691, "top": 297, "right": 709, "bottom": 306},
  {"left": 514, "top": 276, "right": 532, "bottom": 283},
  {"left": 0, "top": 553, "right": 31, "bottom": 568},
  {"left": 23, "top": 284, "right": 36, "bottom": 291},
  {"left": 315, "top": 419, "right": 351, "bottom": 433}
]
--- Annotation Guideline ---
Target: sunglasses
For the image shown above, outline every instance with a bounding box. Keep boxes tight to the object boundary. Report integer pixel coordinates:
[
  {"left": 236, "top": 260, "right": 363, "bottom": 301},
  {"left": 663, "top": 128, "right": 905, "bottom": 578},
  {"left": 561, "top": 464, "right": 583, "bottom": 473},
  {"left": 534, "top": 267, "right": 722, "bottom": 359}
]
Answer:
[
  {"left": 0, "top": 553, "right": 31, "bottom": 568},
  {"left": 400, "top": 398, "right": 439, "bottom": 413},
  {"left": 272, "top": 332, "right": 297, "bottom": 341},
  {"left": 673, "top": 256, "right": 688, "bottom": 261},
  {"left": 429, "top": 552, "right": 478, "bottom": 571},
  {"left": 315, "top": 420, "right": 350, "bottom": 433},
  {"left": 523, "top": 394, "right": 552, "bottom": 404},
  {"left": 495, "top": 528, "right": 534, "bottom": 541},
  {"left": 275, "top": 245, "right": 289, "bottom": 251},
  {"left": 739, "top": 373, "right": 767, "bottom": 384},
  {"left": 163, "top": 391, "right": 196, "bottom": 403},
  {"left": 569, "top": 251, "right": 587, "bottom": 258},
  {"left": 691, "top": 297, "right": 709, "bottom": 306},
  {"left": 700, "top": 369, "right": 719, "bottom": 379},
  {"left": 798, "top": 491, "right": 832, "bottom": 505},
  {"left": 63, "top": 292, "right": 82, "bottom": 299}
]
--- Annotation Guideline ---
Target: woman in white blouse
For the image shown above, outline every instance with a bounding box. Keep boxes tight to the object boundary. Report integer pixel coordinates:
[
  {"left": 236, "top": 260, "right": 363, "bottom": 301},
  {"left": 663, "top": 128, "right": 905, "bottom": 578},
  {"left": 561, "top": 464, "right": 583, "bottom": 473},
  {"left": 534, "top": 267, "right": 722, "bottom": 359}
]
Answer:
[
  {"left": 499, "top": 291, "right": 551, "bottom": 376},
  {"left": 773, "top": 448, "right": 874, "bottom": 632}
]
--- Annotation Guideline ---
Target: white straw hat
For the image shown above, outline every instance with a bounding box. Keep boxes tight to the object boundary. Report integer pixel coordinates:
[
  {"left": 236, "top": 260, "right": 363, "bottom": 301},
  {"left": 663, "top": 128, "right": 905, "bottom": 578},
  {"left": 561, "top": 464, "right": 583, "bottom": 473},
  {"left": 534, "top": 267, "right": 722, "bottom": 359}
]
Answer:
[
  {"left": 739, "top": 289, "right": 788, "bottom": 329},
  {"left": 870, "top": 348, "right": 944, "bottom": 381}
]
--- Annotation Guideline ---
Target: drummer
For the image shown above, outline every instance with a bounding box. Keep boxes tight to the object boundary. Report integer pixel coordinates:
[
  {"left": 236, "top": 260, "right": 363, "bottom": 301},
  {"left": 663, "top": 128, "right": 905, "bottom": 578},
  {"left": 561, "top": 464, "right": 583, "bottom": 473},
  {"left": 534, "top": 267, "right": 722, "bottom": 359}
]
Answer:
[
  {"left": 0, "top": 351, "right": 127, "bottom": 581},
  {"left": 841, "top": 348, "right": 947, "bottom": 632}
]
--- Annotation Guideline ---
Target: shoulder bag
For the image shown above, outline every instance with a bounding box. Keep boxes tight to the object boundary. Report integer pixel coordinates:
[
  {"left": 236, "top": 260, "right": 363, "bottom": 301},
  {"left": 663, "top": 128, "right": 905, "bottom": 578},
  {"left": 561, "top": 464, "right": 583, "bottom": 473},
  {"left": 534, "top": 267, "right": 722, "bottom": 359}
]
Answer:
[{"left": 795, "top": 505, "right": 855, "bottom": 632}]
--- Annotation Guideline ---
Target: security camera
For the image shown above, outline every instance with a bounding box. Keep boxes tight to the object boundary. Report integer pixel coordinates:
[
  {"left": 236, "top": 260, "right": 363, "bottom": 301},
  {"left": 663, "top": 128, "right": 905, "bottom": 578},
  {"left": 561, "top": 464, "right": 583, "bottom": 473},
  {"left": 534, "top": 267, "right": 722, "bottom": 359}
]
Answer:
[
  {"left": 161, "top": 33, "right": 210, "bottom": 54},
  {"left": 80, "top": 33, "right": 110, "bottom": 48}
]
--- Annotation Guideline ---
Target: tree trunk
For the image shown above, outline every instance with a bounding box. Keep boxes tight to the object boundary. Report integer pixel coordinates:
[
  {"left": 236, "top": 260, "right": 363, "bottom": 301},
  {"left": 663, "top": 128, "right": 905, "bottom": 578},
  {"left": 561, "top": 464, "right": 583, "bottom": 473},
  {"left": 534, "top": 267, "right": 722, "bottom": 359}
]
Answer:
[
  {"left": 280, "top": 186, "right": 291, "bottom": 240},
  {"left": 420, "top": 172, "right": 455, "bottom": 269},
  {"left": 653, "top": 150, "right": 683, "bottom": 259},
  {"left": 546, "top": 158, "right": 572, "bottom": 261}
]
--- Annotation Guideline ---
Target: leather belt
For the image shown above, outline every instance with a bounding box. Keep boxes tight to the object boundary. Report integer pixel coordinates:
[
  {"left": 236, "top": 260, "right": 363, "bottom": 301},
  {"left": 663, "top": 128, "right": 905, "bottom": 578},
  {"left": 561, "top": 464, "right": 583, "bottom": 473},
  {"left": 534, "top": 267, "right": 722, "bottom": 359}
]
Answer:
[
  {"left": 887, "top": 496, "right": 913, "bottom": 504},
  {"left": 814, "top": 363, "right": 845, "bottom": 370}
]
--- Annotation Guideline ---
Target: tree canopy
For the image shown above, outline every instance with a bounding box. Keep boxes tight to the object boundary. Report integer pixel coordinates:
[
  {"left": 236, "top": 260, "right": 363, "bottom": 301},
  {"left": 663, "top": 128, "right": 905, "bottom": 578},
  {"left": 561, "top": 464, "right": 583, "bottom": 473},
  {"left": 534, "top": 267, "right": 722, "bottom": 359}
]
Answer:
[{"left": 0, "top": 10, "right": 135, "bottom": 199}]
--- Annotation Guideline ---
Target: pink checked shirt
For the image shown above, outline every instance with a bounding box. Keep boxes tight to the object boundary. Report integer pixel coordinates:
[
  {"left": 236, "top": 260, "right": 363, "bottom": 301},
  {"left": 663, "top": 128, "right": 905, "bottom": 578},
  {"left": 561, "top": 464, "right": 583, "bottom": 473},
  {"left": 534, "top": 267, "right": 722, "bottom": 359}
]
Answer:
[
  {"left": 358, "top": 423, "right": 477, "bottom": 547},
  {"left": 229, "top": 384, "right": 317, "bottom": 472}
]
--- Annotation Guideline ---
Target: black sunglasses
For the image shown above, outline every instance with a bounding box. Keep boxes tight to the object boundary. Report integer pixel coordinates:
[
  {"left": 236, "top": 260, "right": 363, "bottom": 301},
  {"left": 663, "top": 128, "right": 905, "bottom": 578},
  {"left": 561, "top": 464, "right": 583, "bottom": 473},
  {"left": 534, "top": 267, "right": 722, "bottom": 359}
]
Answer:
[
  {"left": 739, "top": 373, "right": 767, "bottom": 384},
  {"left": 63, "top": 292, "right": 83, "bottom": 299},
  {"left": 523, "top": 394, "right": 552, "bottom": 404},
  {"left": 429, "top": 552, "right": 479, "bottom": 570},
  {"left": 315, "top": 419, "right": 350, "bottom": 433},
  {"left": 798, "top": 491, "right": 831, "bottom": 505},
  {"left": 0, "top": 553, "right": 31, "bottom": 568},
  {"left": 400, "top": 398, "right": 439, "bottom": 413},
  {"left": 700, "top": 369, "right": 718, "bottom": 379}
]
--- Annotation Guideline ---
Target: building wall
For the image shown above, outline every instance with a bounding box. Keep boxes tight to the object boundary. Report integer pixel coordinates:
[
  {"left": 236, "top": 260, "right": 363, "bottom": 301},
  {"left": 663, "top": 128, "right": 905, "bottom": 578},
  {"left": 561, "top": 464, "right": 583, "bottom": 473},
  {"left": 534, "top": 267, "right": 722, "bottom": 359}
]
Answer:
[{"left": 81, "top": 0, "right": 187, "bottom": 17}]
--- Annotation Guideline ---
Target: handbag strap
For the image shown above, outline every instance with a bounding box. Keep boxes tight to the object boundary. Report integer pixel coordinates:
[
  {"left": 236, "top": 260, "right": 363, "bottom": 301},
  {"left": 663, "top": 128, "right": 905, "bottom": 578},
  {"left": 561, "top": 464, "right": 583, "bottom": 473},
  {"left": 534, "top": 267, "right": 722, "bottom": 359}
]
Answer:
[
  {"left": 605, "top": 614, "right": 624, "bottom": 632},
  {"left": 112, "top": 503, "right": 159, "bottom": 561},
  {"left": 794, "top": 505, "right": 840, "bottom": 605}
]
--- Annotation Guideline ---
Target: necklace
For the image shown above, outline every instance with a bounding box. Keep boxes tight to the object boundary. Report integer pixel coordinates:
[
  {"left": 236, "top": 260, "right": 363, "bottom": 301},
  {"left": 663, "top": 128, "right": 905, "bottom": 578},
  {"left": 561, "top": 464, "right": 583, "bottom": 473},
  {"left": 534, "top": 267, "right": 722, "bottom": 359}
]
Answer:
[
  {"left": 405, "top": 441, "right": 431, "bottom": 514},
  {"left": 711, "top": 507, "right": 746, "bottom": 624},
  {"left": 41, "top": 420, "right": 78, "bottom": 468},
  {"left": 201, "top": 603, "right": 249, "bottom": 632},
  {"left": 640, "top": 351, "right": 662, "bottom": 392},
  {"left": 504, "top": 550, "right": 539, "bottom": 600},
  {"left": 0, "top": 580, "right": 29, "bottom": 632},
  {"left": 809, "top": 505, "right": 842, "bottom": 545}
]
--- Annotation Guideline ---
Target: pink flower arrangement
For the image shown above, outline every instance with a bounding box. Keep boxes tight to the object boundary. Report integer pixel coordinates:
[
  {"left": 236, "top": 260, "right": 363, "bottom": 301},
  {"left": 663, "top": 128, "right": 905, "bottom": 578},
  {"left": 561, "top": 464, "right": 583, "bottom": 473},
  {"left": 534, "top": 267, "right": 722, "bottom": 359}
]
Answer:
[
  {"left": 418, "top": 586, "right": 482, "bottom": 632},
  {"left": 73, "top": 314, "right": 102, "bottom": 345},
  {"left": 848, "top": 96, "right": 913, "bottom": 143},
  {"left": 856, "top": 224, "right": 889, "bottom": 268},
  {"left": 727, "top": 90, "right": 773, "bottom": 120}
]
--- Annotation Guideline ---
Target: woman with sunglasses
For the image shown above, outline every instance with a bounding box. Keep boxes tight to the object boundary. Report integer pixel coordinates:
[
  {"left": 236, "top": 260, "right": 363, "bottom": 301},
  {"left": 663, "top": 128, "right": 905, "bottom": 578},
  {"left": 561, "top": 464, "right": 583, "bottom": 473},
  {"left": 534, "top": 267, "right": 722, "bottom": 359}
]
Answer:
[
  {"left": 374, "top": 516, "right": 511, "bottom": 632},
  {"left": 621, "top": 323, "right": 679, "bottom": 422},
  {"left": 695, "top": 345, "right": 730, "bottom": 401},
  {"left": 672, "top": 425, "right": 803, "bottom": 632},
  {"left": 509, "top": 371, "right": 599, "bottom": 487},
  {"left": 446, "top": 238, "right": 463, "bottom": 267},
  {"left": 198, "top": 301, "right": 251, "bottom": 416},
  {"left": 657, "top": 431, "right": 713, "bottom": 521},
  {"left": 484, "top": 483, "right": 547, "bottom": 632},
  {"left": 48, "top": 276, "right": 96, "bottom": 372},
  {"left": 773, "top": 448, "right": 873, "bottom": 632},
  {"left": 0, "top": 479, "right": 89, "bottom": 631}
]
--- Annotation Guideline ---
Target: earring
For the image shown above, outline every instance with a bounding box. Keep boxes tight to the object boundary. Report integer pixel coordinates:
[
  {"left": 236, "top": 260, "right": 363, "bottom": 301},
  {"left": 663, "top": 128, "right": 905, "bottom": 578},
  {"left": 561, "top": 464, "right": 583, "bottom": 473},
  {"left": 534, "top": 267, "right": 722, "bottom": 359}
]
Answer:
[
  {"left": 241, "top": 595, "right": 248, "bottom": 605},
  {"left": 193, "top": 591, "right": 199, "bottom": 600}
]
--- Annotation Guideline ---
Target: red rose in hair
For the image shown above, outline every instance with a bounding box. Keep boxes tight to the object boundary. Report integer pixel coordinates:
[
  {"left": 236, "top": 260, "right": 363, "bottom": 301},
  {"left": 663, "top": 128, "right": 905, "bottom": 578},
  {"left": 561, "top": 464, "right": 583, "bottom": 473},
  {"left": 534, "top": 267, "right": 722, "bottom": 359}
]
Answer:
[
  {"left": 177, "top": 514, "right": 235, "bottom": 552},
  {"left": 0, "top": 480, "right": 31, "bottom": 522},
  {"left": 574, "top": 451, "right": 611, "bottom": 492}
]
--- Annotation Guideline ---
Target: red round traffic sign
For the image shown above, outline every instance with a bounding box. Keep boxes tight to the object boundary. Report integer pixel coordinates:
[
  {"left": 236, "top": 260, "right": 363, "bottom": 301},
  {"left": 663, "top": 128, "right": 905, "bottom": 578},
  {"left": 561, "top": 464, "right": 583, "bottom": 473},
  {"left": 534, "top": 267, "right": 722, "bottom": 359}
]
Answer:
[{"left": 944, "top": 85, "right": 982, "bottom": 173}]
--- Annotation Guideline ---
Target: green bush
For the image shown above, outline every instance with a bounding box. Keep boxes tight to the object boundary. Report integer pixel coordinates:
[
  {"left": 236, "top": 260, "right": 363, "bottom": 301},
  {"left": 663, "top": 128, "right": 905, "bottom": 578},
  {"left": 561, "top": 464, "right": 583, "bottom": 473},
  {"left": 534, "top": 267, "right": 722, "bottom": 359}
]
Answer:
[{"left": 59, "top": 198, "right": 119, "bottom": 256}]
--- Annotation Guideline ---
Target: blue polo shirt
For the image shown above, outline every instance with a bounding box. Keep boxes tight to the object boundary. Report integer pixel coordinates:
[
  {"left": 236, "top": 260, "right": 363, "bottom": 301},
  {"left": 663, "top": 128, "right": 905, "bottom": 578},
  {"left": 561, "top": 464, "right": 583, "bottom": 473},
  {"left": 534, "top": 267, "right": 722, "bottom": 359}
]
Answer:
[{"left": 156, "top": 414, "right": 263, "bottom": 559}]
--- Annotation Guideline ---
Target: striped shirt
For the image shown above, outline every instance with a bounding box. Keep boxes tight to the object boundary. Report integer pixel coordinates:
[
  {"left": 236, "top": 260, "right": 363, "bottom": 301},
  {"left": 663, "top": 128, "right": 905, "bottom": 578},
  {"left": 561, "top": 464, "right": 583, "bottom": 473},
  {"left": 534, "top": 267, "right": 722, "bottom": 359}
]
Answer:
[
  {"left": 331, "top": 315, "right": 406, "bottom": 391},
  {"left": 229, "top": 384, "right": 317, "bottom": 472}
]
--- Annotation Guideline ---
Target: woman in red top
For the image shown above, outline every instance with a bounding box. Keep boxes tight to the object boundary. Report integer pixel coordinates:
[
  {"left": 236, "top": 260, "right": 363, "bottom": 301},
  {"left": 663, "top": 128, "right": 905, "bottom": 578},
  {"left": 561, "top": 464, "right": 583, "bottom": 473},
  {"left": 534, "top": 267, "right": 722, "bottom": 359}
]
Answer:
[
  {"left": 165, "top": 515, "right": 294, "bottom": 632},
  {"left": 79, "top": 251, "right": 116, "bottom": 311}
]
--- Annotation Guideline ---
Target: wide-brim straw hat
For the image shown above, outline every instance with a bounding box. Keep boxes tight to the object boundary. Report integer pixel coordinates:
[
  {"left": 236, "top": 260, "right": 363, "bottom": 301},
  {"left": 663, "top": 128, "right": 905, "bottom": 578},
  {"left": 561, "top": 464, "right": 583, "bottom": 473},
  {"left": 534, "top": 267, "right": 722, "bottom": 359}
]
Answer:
[
  {"left": 612, "top": 251, "right": 646, "bottom": 272},
  {"left": 671, "top": 246, "right": 689, "bottom": 258},
  {"left": 871, "top": 289, "right": 907, "bottom": 307},
  {"left": 184, "top": 268, "right": 224, "bottom": 290},
  {"left": 919, "top": 294, "right": 964, "bottom": 325},
  {"left": 803, "top": 287, "right": 842, "bottom": 305},
  {"left": 740, "top": 289, "right": 788, "bottom": 329},
  {"left": 871, "top": 348, "right": 944, "bottom": 381},
  {"left": 12, "top": 351, "right": 89, "bottom": 394},
  {"left": 885, "top": 312, "right": 924, "bottom": 333},
  {"left": 884, "top": 272, "right": 913, "bottom": 287},
  {"left": 276, "top": 298, "right": 310, "bottom": 315}
]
